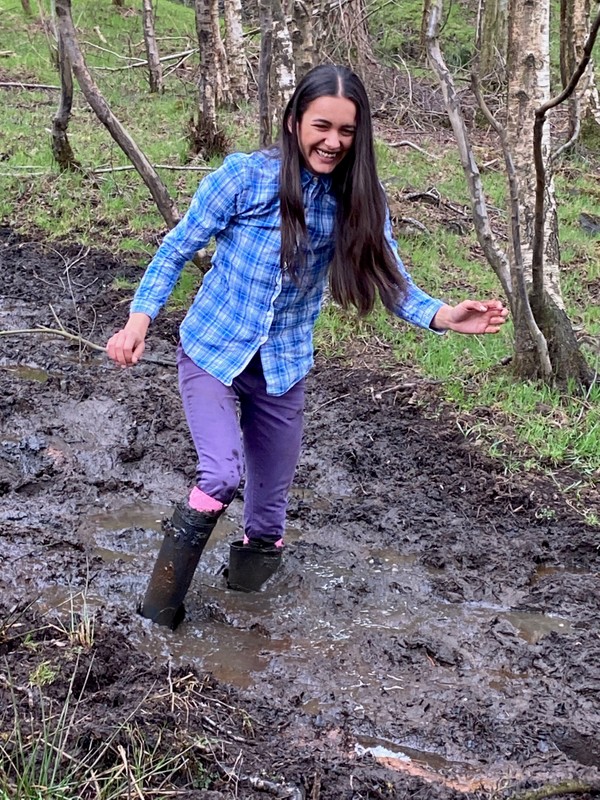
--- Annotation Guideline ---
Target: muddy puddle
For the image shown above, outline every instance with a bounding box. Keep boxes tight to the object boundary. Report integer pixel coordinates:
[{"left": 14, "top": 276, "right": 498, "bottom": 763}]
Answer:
[{"left": 2, "top": 227, "right": 600, "bottom": 797}]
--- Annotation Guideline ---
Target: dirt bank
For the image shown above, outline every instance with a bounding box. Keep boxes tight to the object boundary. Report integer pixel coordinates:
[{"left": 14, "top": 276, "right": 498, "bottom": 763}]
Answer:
[{"left": 1, "top": 225, "right": 600, "bottom": 798}]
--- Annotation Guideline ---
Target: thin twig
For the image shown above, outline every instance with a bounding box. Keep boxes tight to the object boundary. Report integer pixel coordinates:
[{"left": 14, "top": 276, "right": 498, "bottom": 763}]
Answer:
[
  {"left": 388, "top": 139, "right": 439, "bottom": 158},
  {"left": 0, "top": 81, "right": 61, "bottom": 90},
  {"left": 0, "top": 327, "right": 176, "bottom": 368},
  {"left": 92, "top": 163, "right": 214, "bottom": 174},
  {"left": 93, "top": 48, "right": 196, "bottom": 72}
]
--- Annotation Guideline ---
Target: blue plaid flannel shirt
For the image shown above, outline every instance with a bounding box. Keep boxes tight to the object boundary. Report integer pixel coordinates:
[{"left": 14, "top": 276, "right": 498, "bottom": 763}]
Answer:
[{"left": 130, "top": 150, "right": 444, "bottom": 396}]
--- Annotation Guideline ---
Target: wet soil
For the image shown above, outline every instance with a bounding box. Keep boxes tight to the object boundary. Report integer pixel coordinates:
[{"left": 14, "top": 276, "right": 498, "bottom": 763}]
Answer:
[{"left": 1, "top": 225, "right": 600, "bottom": 799}]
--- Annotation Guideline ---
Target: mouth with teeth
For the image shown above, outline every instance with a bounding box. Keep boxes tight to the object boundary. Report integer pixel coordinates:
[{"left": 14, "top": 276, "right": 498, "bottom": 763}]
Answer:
[{"left": 315, "top": 148, "right": 339, "bottom": 160}]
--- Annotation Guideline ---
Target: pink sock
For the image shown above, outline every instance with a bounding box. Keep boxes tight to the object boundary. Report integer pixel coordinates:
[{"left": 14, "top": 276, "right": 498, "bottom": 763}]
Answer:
[
  {"left": 189, "top": 486, "right": 224, "bottom": 513},
  {"left": 243, "top": 534, "right": 284, "bottom": 548}
]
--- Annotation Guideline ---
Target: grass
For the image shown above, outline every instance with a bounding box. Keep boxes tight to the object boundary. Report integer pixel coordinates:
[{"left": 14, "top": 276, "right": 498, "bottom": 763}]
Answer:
[{"left": 1, "top": 0, "right": 599, "bottom": 514}]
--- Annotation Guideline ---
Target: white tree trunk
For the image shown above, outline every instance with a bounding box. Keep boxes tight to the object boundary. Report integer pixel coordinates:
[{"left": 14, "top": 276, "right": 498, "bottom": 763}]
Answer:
[
  {"left": 292, "top": 0, "right": 315, "bottom": 79},
  {"left": 142, "top": 0, "right": 163, "bottom": 94},
  {"left": 223, "top": 0, "right": 248, "bottom": 103},
  {"left": 271, "top": 0, "right": 296, "bottom": 132},
  {"left": 506, "top": 0, "right": 563, "bottom": 308},
  {"left": 209, "top": 0, "right": 231, "bottom": 106},
  {"left": 567, "top": 0, "right": 600, "bottom": 133}
]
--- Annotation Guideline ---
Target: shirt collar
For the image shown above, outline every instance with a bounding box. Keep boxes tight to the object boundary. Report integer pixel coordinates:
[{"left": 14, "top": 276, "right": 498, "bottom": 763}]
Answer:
[{"left": 301, "top": 166, "right": 333, "bottom": 193}]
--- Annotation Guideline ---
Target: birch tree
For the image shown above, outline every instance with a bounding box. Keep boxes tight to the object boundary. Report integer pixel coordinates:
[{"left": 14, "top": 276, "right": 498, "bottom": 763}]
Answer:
[
  {"left": 426, "top": 0, "right": 594, "bottom": 386},
  {"left": 560, "top": 0, "right": 600, "bottom": 141},
  {"left": 142, "top": 0, "right": 163, "bottom": 94},
  {"left": 223, "top": 0, "right": 248, "bottom": 103},
  {"left": 292, "top": 0, "right": 315, "bottom": 79},
  {"left": 506, "top": 0, "right": 563, "bottom": 308},
  {"left": 193, "top": 0, "right": 227, "bottom": 156},
  {"left": 271, "top": 0, "right": 296, "bottom": 129}
]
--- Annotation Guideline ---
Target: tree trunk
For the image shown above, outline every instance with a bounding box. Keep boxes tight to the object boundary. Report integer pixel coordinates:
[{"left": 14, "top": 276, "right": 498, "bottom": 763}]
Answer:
[
  {"left": 193, "top": 0, "right": 227, "bottom": 157},
  {"left": 223, "top": 0, "right": 248, "bottom": 104},
  {"left": 420, "top": 0, "right": 434, "bottom": 60},
  {"left": 258, "top": 0, "right": 273, "bottom": 147},
  {"left": 141, "top": 0, "right": 163, "bottom": 94},
  {"left": 51, "top": 20, "right": 79, "bottom": 171},
  {"left": 428, "top": 0, "right": 592, "bottom": 387},
  {"left": 561, "top": 0, "right": 600, "bottom": 139},
  {"left": 271, "top": 0, "right": 296, "bottom": 132},
  {"left": 477, "top": 0, "right": 508, "bottom": 83},
  {"left": 21, "top": 0, "right": 32, "bottom": 14},
  {"left": 54, "top": 0, "right": 179, "bottom": 229},
  {"left": 209, "top": 0, "right": 231, "bottom": 106},
  {"left": 506, "top": 0, "right": 563, "bottom": 310},
  {"left": 292, "top": 0, "right": 315, "bottom": 79}
]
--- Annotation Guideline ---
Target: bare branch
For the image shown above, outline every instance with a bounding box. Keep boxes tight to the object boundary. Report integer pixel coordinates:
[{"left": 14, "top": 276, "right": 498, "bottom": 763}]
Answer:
[
  {"left": 388, "top": 140, "right": 440, "bottom": 158},
  {"left": 0, "top": 327, "right": 176, "bottom": 367},
  {"left": 0, "top": 81, "right": 61, "bottom": 90}
]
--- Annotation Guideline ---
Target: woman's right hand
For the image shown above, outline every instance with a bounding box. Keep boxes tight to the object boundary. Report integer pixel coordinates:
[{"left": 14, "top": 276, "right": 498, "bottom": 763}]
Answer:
[{"left": 106, "top": 312, "right": 151, "bottom": 367}]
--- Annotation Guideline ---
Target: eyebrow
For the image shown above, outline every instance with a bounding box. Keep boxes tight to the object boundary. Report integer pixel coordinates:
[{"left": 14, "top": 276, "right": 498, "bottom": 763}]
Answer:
[{"left": 312, "top": 117, "right": 356, "bottom": 129}]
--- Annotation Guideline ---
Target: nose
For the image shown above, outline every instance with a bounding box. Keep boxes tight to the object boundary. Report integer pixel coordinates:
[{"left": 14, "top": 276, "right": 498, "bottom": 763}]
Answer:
[{"left": 324, "top": 130, "right": 341, "bottom": 150}]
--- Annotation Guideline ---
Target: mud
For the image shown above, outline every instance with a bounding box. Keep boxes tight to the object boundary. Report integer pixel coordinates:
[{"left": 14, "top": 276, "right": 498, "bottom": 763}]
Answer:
[{"left": 1, "top": 224, "right": 600, "bottom": 799}]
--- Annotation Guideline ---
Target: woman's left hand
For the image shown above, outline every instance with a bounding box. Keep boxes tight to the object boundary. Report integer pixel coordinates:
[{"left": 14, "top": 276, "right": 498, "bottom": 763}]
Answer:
[{"left": 432, "top": 300, "right": 509, "bottom": 335}]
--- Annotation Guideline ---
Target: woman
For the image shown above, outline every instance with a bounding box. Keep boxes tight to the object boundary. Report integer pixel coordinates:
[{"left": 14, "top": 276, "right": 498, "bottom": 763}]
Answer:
[{"left": 107, "top": 64, "right": 508, "bottom": 630}]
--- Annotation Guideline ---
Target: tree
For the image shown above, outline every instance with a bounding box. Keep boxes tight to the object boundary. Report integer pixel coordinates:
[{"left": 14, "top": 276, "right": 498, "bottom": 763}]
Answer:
[
  {"left": 292, "top": 0, "right": 315, "bottom": 79},
  {"left": 142, "top": 0, "right": 163, "bottom": 94},
  {"left": 51, "top": 14, "right": 79, "bottom": 172},
  {"left": 258, "top": 0, "right": 273, "bottom": 146},
  {"left": 223, "top": 0, "right": 248, "bottom": 104},
  {"left": 560, "top": 0, "right": 600, "bottom": 142},
  {"left": 54, "top": 0, "right": 180, "bottom": 229},
  {"left": 426, "top": 0, "right": 595, "bottom": 386},
  {"left": 271, "top": 0, "right": 296, "bottom": 132},
  {"left": 192, "top": 0, "right": 228, "bottom": 156},
  {"left": 476, "top": 0, "right": 508, "bottom": 83}
]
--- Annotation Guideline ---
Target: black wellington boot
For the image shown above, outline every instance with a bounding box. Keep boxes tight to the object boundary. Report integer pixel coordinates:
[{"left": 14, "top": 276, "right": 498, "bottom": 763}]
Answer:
[
  {"left": 226, "top": 538, "right": 283, "bottom": 593},
  {"left": 141, "top": 502, "right": 221, "bottom": 629}
]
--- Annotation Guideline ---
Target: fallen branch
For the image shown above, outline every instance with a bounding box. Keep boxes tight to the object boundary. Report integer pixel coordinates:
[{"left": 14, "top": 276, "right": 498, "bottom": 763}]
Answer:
[
  {"left": 92, "top": 163, "right": 214, "bottom": 174},
  {"left": 0, "top": 81, "right": 61, "bottom": 90},
  {"left": 93, "top": 48, "right": 196, "bottom": 72},
  {"left": 508, "top": 779, "right": 600, "bottom": 800},
  {"left": 388, "top": 139, "right": 440, "bottom": 159},
  {"left": 0, "top": 327, "right": 176, "bottom": 368}
]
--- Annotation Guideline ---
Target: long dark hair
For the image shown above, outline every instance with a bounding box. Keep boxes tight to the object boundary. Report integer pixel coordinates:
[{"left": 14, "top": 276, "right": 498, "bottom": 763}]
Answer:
[{"left": 279, "top": 64, "right": 407, "bottom": 316}]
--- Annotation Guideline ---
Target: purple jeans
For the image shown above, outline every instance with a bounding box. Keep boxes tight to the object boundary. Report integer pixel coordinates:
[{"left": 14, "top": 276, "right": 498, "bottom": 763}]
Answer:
[{"left": 177, "top": 345, "right": 305, "bottom": 541}]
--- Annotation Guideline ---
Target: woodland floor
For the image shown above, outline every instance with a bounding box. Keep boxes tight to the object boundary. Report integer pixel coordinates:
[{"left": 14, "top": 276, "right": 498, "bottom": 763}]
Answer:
[{"left": 1, "top": 225, "right": 600, "bottom": 799}]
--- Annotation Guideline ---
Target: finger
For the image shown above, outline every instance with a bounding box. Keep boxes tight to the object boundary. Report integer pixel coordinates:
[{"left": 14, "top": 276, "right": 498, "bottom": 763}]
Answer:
[{"left": 131, "top": 340, "right": 145, "bottom": 365}]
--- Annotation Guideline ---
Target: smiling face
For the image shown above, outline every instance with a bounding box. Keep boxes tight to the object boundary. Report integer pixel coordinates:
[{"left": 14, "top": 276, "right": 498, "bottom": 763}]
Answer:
[{"left": 296, "top": 95, "right": 357, "bottom": 175}]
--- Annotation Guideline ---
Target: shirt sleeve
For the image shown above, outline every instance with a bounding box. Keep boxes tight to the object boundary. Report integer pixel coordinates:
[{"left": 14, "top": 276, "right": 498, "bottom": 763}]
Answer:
[
  {"left": 384, "top": 211, "right": 446, "bottom": 333},
  {"left": 130, "top": 153, "right": 250, "bottom": 320}
]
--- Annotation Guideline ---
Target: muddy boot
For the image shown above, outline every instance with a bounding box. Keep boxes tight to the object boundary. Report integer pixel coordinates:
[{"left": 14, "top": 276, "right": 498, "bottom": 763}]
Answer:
[
  {"left": 140, "top": 503, "right": 221, "bottom": 629},
  {"left": 226, "top": 538, "right": 283, "bottom": 593}
]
